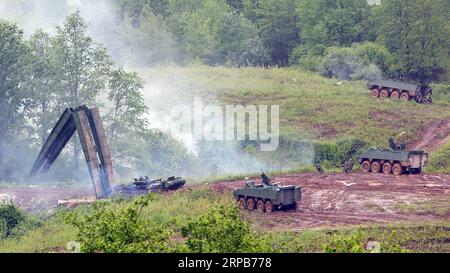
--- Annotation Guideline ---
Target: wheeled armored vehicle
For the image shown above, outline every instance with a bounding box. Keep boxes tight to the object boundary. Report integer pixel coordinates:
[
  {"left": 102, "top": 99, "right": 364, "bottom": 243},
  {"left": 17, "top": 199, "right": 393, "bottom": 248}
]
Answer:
[
  {"left": 233, "top": 172, "right": 301, "bottom": 212},
  {"left": 367, "top": 80, "right": 432, "bottom": 104},
  {"left": 358, "top": 148, "right": 428, "bottom": 175}
]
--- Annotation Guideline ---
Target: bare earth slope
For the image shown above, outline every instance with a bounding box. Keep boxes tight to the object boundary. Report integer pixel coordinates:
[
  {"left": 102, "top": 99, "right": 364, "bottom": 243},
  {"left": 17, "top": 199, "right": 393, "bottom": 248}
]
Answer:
[{"left": 409, "top": 117, "right": 450, "bottom": 153}]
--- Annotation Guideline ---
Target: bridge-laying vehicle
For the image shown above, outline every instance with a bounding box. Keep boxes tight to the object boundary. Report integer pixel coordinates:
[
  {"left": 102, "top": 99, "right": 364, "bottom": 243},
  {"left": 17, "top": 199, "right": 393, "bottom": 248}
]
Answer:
[
  {"left": 29, "top": 105, "right": 185, "bottom": 199},
  {"left": 358, "top": 148, "right": 428, "bottom": 175},
  {"left": 367, "top": 80, "right": 432, "bottom": 104},
  {"left": 233, "top": 172, "right": 301, "bottom": 213}
]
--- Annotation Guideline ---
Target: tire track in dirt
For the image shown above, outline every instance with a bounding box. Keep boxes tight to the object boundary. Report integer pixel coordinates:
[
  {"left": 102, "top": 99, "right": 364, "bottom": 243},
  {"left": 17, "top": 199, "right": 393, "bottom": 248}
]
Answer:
[{"left": 211, "top": 172, "right": 450, "bottom": 230}]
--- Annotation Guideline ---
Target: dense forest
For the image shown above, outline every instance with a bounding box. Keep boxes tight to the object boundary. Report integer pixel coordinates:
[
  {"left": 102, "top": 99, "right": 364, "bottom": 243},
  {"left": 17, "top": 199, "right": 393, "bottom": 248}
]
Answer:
[{"left": 0, "top": 0, "right": 449, "bottom": 182}]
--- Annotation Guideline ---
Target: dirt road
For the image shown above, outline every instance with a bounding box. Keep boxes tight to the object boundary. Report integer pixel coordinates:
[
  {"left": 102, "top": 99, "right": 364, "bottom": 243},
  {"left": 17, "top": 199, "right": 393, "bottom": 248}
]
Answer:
[
  {"left": 211, "top": 172, "right": 450, "bottom": 230},
  {"left": 410, "top": 117, "right": 450, "bottom": 153}
]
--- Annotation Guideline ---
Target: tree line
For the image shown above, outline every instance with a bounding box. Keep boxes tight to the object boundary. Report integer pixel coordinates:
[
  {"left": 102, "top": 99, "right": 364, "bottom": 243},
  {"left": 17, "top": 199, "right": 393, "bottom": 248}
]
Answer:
[{"left": 113, "top": 0, "right": 449, "bottom": 83}]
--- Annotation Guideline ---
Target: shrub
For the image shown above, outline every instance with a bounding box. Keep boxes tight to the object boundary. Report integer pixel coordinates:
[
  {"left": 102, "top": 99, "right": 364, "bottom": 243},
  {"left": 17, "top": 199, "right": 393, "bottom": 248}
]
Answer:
[
  {"left": 181, "top": 205, "right": 270, "bottom": 253},
  {"left": 322, "top": 46, "right": 382, "bottom": 81},
  {"left": 353, "top": 42, "right": 393, "bottom": 76},
  {"left": 351, "top": 64, "right": 382, "bottom": 81},
  {"left": 323, "top": 230, "right": 367, "bottom": 253},
  {"left": 0, "top": 202, "right": 25, "bottom": 239},
  {"left": 66, "top": 194, "right": 172, "bottom": 253},
  {"left": 314, "top": 139, "right": 366, "bottom": 167}
]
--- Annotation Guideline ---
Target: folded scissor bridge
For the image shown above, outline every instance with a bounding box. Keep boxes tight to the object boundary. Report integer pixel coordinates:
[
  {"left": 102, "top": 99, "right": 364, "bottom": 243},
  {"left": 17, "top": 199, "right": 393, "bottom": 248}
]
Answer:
[{"left": 29, "top": 106, "right": 115, "bottom": 198}]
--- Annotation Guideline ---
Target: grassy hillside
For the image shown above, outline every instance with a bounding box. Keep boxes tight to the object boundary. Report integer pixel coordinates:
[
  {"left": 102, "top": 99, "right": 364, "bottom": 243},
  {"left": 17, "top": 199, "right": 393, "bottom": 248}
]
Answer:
[{"left": 138, "top": 66, "right": 450, "bottom": 147}]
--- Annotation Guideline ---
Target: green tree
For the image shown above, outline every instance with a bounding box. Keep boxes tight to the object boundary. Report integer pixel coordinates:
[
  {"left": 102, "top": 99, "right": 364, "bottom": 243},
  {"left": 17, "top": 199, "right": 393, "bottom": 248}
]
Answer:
[
  {"left": 254, "top": 0, "right": 299, "bottom": 66},
  {"left": 165, "top": 0, "right": 229, "bottom": 64},
  {"left": 297, "top": 0, "right": 376, "bottom": 52},
  {"left": 377, "top": 0, "right": 450, "bottom": 83},
  {"left": 216, "top": 12, "right": 268, "bottom": 66},
  {"left": 116, "top": 8, "right": 178, "bottom": 66},
  {"left": 0, "top": 20, "right": 30, "bottom": 177},
  {"left": 24, "top": 29, "right": 59, "bottom": 145},
  {"left": 51, "top": 11, "right": 112, "bottom": 174},
  {"left": 106, "top": 68, "right": 148, "bottom": 174}
]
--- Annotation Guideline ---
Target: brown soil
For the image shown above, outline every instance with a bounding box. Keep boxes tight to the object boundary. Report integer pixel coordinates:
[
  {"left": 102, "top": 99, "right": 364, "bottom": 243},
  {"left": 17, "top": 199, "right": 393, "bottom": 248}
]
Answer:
[
  {"left": 0, "top": 186, "right": 94, "bottom": 212},
  {"left": 409, "top": 117, "right": 450, "bottom": 153},
  {"left": 210, "top": 172, "right": 450, "bottom": 230}
]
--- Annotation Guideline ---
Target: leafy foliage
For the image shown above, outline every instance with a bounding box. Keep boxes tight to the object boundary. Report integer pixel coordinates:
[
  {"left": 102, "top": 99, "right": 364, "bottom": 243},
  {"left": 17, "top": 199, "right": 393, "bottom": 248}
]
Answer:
[
  {"left": 181, "top": 205, "right": 270, "bottom": 253},
  {"left": 0, "top": 202, "right": 25, "bottom": 238},
  {"left": 0, "top": 20, "right": 30, "bottom": 178},
  {"left": 377, "top": 0, "right": 450, "bottom": 83},
  {"left": 66, "top": 194, "right": 172, "bottom": 253}
]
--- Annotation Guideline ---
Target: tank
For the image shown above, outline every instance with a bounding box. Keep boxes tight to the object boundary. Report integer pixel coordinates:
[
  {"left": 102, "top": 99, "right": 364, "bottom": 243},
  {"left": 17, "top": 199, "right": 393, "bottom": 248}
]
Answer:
[
  {"left": 114, "top": 176, "right": 186, "bottom": 196},
  {"left": 367, "top": 80, "right": 432, "bottom": 104},
  {"left": 233, "top": 172, "right": 301, "bottom": 213},
  {"left": 357, "top": 148, "right": 428, "bottom": 175}
]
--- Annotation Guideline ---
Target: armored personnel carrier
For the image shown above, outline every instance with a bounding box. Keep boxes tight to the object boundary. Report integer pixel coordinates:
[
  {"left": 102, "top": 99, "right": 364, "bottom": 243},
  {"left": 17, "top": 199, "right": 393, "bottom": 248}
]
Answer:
[
  {"left": 357, "top": 148, "right": 428, "bottom": 175},
  {"left": 233, "top": 172, "right": 301, "bottom": 213},
  {"left": 114, "top": 176, "right": 186, "bottom": 196},
  {"left": 367, "top": 80, "right": 432, "bottom": 104}
]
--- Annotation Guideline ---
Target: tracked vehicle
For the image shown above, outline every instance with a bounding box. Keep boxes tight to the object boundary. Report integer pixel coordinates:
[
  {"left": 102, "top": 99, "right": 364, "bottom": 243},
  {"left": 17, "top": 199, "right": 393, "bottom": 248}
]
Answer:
[
  {"left": 114, "top": 176, "right": 186, "bottom": 196},
  {"left": 233, "top": 172, "right": 301, "bottom": 213},
  {"left": 367, "top": 80, "right": 432, "bottom": 104},
  {"left": 358, "top": 148, "right": 428, "bottom": 175}
]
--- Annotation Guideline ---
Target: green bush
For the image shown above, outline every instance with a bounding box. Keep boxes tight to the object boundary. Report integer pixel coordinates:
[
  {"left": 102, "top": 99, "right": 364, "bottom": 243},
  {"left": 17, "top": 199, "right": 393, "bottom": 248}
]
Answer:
[
  {"left": 66, "top": 195, "right": 172, "bottom": 253},
  {"left": 0, "top": 202, "right": 25, "bottom": 239},
  {"left": 181, "top": 205, "right": 270, "bottom": 253},
  {"left": 324, "top": 230, "right": 367, "bottom": 253},
  {"left": 322, "top": 46, "right": 382, "bottom": 81},
  {"left": 314, "top": 139, "right": 366, "bottom": 167}
]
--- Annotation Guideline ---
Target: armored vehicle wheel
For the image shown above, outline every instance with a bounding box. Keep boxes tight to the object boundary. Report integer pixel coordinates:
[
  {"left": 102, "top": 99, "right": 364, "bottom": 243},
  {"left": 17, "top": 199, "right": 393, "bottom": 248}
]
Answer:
[
  {"left": 371, "top": 161, "right": 381, "bottom": 173},
  {"left": 361, "top": 160, "right": 371, "bottom": 172},
  {"left": 382, "top": 162, "right": 392, "bottom": 174},
  {"left": 257, "top": 199, "right": 265, "bottom": 212},
  {"left": 371, "top": 89, "right": 380, "bottom": 98},
  {"left": 392, "top": 163, "right": 403, "bottom": 175},
  {"left": 400, "top": 92, "right": 410, "bottom": 101},
  {"left": 380, "top": 89, "right": 389, "bottom": 98},
  {"left": 238, "top": 197, "right": 246, "bottom": 210},
  {"left": 246, "top": 198, "right": 256, "bottom": 210},
  {"left": 391, "top": 90, "right": 400, "bottom": 99},
  {"left": 265, "top": 200, "right": 274, "bottom": 213}
]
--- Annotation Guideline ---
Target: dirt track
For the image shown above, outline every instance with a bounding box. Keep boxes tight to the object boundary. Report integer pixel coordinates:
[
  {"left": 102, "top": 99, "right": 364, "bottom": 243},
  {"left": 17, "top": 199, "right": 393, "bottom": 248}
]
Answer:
[
  {"left": 1, "top": 172, "right": 449, "bottom": 229},
  {"left": 211, "top": 172, "right": 450, "bottom": 230},
  {"left": 410, "top": 117, "right": 450, "bottom": 153}
]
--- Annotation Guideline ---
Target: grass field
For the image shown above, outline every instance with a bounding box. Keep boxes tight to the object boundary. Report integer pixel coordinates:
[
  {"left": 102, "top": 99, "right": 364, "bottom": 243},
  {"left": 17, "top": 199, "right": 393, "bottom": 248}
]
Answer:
[{"left": 138, "top": 65, "right": 450, "bottom": 146}]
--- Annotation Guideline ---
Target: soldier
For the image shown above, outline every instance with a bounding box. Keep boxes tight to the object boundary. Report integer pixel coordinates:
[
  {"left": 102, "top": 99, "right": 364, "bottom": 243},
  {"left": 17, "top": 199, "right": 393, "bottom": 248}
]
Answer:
[
  {"left": 261, "top": 171, "right": 272, "bottom": 186},
  {"left": 315, "top": 162, "right": 324, "bottom": 174},
  {"left": 389, "top": 137, "right": 397, "bottom": 151},
  {"left": 342, "top": 158, "right": 354, "bottom": 174}
]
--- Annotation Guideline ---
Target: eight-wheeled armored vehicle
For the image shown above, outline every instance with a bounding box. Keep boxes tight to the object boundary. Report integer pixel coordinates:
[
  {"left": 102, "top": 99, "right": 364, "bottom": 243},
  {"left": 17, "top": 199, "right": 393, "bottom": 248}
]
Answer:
[
  {"left": 367, "top": 80, "right": 432, "bottom": 104},
  {"left": 358, "top": 148, "right": 428, "bottom": 175},
  {"left": 114, "top": 176, "right": 186, "bottom": 196},
  {"left": 233, "top": 172, "right": 301, "bottom": 212}
]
